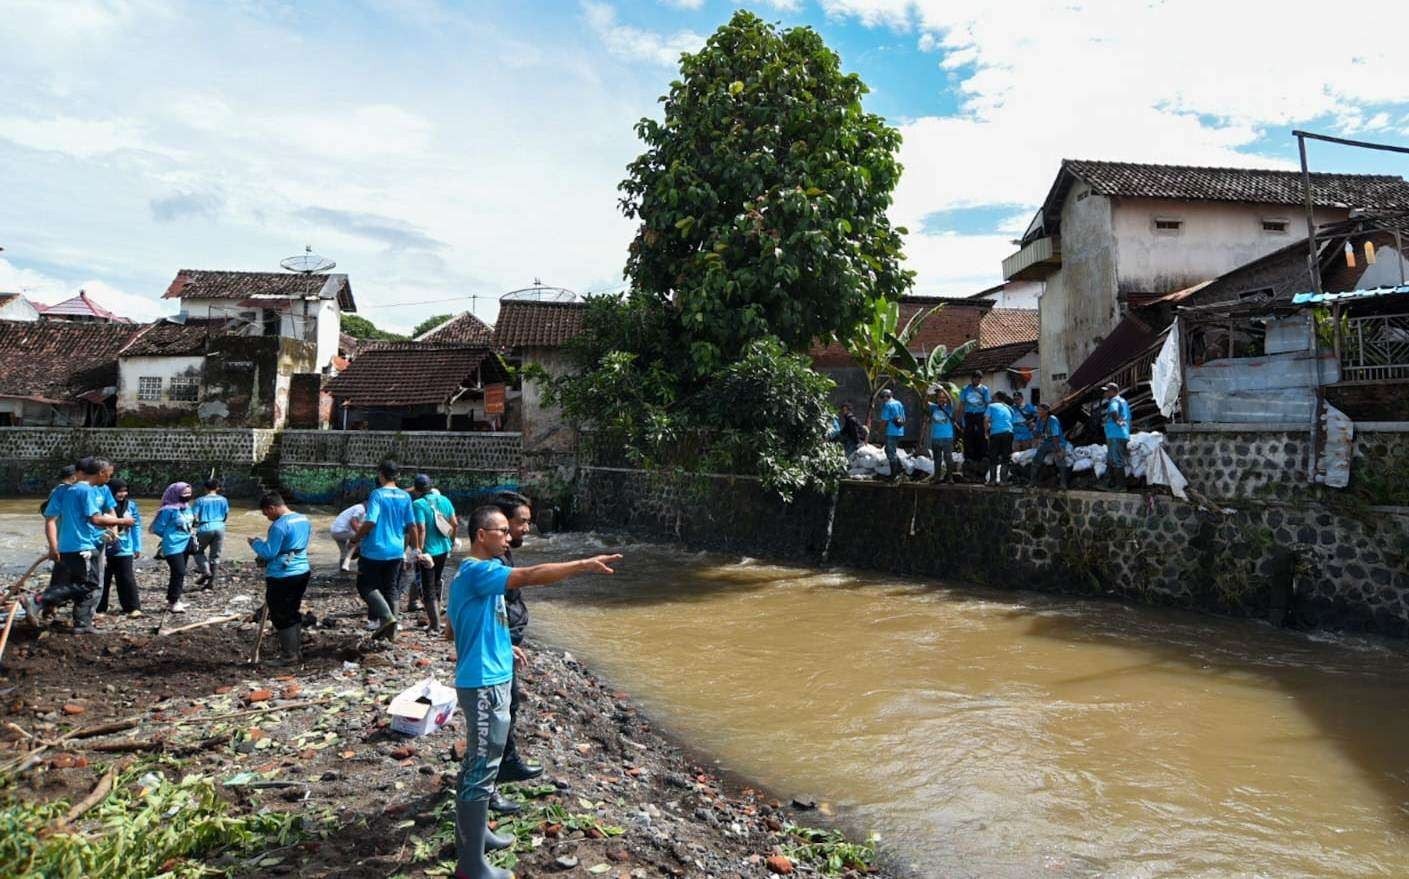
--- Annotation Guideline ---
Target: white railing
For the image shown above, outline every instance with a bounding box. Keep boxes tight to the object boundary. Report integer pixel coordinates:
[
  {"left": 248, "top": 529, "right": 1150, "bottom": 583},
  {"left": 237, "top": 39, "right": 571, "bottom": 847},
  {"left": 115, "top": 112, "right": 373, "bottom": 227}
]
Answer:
[{"left": 1342, "top": 313, "right": 1409, "bottom": 382}]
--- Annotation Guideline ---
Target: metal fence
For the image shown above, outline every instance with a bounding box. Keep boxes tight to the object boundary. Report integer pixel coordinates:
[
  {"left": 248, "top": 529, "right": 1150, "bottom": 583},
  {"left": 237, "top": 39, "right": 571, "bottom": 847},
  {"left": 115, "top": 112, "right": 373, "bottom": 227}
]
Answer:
[{"left": 1341, "top": 313, "right": 1409, "bottom": 382}]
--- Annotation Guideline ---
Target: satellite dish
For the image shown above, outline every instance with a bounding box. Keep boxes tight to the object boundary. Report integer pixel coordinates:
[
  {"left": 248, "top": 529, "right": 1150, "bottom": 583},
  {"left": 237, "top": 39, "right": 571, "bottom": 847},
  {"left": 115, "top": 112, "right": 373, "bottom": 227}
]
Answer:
[
  {"left": 500, "top": 279, "right": 580, "bottom": 303},
  {"left": 280, "top": 244, "right": 336, "bottom": 274}
]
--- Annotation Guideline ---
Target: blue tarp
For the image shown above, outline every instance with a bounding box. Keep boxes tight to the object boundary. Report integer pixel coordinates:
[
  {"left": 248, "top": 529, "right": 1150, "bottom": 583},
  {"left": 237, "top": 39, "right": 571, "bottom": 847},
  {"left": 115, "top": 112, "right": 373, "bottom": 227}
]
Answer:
[{"left": 1291, "top": 284, "right": 1409, "bottom": 305}]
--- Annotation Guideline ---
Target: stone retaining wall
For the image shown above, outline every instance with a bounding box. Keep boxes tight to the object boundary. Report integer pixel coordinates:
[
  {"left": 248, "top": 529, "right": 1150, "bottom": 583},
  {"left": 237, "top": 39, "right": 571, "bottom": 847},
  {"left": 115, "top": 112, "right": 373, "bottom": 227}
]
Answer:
[
  {"left": 0, "top": 427, "right": 276, "bottom": 498},
  {"left": 277, "top": 430, "right": 520, "bottom": 509},
  {"left": 575, "top": 467, "right": 1409, "bottom": 638},
  {"left": 1164, "top": 423, "right": 1409, "bottom": 505}
]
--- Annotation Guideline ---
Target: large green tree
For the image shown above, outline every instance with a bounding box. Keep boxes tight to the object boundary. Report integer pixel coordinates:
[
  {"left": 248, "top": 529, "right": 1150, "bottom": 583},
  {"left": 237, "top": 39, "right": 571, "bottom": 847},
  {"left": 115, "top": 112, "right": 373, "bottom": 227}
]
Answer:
[{"left": 619, "top": 10, "right": 913, "bottom": 372}]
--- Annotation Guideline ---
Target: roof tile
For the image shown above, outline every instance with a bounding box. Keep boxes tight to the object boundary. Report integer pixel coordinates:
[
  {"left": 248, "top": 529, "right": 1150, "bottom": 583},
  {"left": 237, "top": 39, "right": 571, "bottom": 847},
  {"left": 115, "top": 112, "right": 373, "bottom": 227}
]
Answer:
[
  {"left": 978, "top": 308, "right": 1039, "bottom": 347},
  {"left": 493, "top": 301, "right": 586, "bottom": 349},
  {"left": 0, "top": 320, "right": 144, "bottom": 402},
  {"left": 418, "top": 311, "right": 494, "bottom": 346},
  {"left": 1065, "top": 159, "right": 1409, "bottom": 210},
  {"left": 324, "top": 344, "right": 507, "bottom": 407}
]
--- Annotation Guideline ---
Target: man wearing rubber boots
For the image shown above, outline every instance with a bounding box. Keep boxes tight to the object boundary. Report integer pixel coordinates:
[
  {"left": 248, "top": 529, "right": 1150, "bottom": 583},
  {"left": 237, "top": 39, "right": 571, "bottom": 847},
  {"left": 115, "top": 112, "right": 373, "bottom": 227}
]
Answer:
[{"left": 445, "top": 506, "right": 620, "bottom": 879}]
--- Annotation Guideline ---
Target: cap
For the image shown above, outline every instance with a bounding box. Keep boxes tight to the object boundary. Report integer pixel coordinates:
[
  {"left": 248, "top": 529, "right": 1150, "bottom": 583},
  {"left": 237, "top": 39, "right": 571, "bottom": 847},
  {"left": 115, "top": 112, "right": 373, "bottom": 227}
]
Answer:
[
  {"left": 878, "top": 388, "right": 893, "bottom": 398},
  {"left": 1102, "top": 382, "right": 1119, "bottom": 391},
  {"left": 413, "top": 474, "right": 432, "bottom": 490}
]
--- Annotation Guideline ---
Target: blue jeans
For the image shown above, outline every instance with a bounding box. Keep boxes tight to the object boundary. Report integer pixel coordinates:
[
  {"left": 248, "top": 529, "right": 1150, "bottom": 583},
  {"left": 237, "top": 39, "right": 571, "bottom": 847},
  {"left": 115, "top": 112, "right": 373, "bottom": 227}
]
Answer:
[
  {"left": 932, "top": 438, "right": 954, "bottom": 478},
  {"left": 456, "top": 682, "right": 512, "bottom": 803},
  {"left": 884, "top": 434, "right": 901, "bottom": 476}
]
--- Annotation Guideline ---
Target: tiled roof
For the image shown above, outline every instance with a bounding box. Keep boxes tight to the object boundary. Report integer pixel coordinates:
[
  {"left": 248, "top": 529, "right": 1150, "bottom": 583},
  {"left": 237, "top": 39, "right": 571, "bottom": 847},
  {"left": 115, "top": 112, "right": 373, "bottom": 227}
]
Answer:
[
  {"left": 0, "top": 293, "right": 18, "bottom": 307},
  {"left": 119, "top": 318, "right": 226, "bottom": 357},
  {"left": 978, "top": 308, "right": 1039, "bottom": 347},
  {"left": 418, "top": 311, "right": 494, "bottom": 346},
  {"left": 950, "top": 339, "right": 1038, "bottom": 376},
  {"left": 324, "top": 344, "right": 508, "bottom": 407},
  {"left": 1065, "top": 159, "right": 1409, "bottom": 211},
  {"left": 811, "top": 298, "right": 990, "bottom": 367},
  {"left": 0, "top": 320, "right": 144, "bottom": 403},
  {"left": 163, "top": 270, "right": 356, "bottom": 311},
  {"left": 39, "top": 290, "right": 133, "bottom": 323},
  {"left": 494, "top": 301, "right": 586, "bottom": 349}
]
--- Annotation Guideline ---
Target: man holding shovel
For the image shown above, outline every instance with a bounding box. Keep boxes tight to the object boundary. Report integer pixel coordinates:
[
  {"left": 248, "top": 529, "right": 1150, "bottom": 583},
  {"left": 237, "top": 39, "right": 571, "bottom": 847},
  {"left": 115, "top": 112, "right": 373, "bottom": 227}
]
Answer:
[
  {"left": 22, "top": 458, "right": 132, "bottom": 634},
  {"left": 444, "top": 506, "right": 620, "bottom": 879}
]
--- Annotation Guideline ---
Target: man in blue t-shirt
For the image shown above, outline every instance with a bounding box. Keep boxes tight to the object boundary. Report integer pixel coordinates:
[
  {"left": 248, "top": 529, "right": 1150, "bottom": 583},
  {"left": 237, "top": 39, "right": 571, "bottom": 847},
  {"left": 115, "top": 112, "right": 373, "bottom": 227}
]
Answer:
[
  {"left": 877, "top": 388, "right": 906, "bottom": 481},
  {"left": 248, "top": 492, "right": 312, "bottom": 666},
  {"left": 1012, "top": 390, "right": 1038, "bottom": 451},
  {"left": 22, "top": 458, "right": 133, "bottom": 634},
  {"left": 959, "top": 370, "right": 991, "bottom": 476},
  {"left": 349, "top": 460, "right": 420, "bottom": 640},
  {"left": 445, "top": 506, "right": 619, "bottom": 879},
  {"left": 926, "top": 388, "right": 956, "bottom": 482},
  {"left": 1101, "top": 382, "right": 1132, "bottom": 491},
  {"left": 1033, "top": 403, "right": 1072, "bottom": 488},
  {"left": 191, "top": 478, "right": 230, "bottom": 591},
  {"left": 985, "top": 392, "right": 1017, "bottom": 486}
]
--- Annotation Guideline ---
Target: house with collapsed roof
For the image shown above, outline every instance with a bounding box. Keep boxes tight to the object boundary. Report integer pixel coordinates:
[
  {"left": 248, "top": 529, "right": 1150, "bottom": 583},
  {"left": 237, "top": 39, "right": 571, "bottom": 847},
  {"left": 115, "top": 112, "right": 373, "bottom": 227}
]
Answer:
[
  {"left": 1003, "top": 160, "right": 1409, "bottom": 399},
  {"left": 161, "top": 269, "right": 355, "bottom": 372},
  {"left": 0, "top": 321, "right": 144, "bottom": 425}
]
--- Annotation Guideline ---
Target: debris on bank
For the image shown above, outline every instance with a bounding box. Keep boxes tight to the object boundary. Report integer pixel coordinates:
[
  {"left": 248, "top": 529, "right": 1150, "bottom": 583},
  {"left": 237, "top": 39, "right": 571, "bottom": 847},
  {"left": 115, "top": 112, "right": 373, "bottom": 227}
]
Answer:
[{"left": 0, "top": 561, "right": 887, "bottom": 878}]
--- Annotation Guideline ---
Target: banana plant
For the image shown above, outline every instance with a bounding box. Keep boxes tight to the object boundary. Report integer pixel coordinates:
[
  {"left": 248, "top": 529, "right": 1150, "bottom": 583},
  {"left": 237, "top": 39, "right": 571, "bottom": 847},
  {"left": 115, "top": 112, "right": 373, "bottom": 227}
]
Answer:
[{"left": 843, "top": 298, "right": 942, "bottom": 426}]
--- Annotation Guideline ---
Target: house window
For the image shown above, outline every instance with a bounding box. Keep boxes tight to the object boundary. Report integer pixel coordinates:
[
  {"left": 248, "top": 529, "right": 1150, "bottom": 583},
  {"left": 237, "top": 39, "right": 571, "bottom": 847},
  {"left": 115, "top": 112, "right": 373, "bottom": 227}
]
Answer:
[
  {"left": 137, "top": 376, "right": 162, "bottom": 401},
  {"left": 1153, "top": 218, "right": 1184, "bottom": 234},
  {"left": 1262, "top": 219, "right": 1289, "bottom": 234},
  {"left": 1237, "top": 287, "right": 1274, "bottom": 303},
  {"left": 169, "top": 376, "right": 200, "bottom": 402}
]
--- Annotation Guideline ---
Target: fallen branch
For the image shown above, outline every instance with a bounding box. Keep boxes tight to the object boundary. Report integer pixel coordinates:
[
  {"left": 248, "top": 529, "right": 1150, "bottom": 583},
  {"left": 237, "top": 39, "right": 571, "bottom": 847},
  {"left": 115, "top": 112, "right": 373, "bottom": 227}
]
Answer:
[
  {"left": 157, "top": 613, "right": 244, "bottom": 637},
  {"left": 248, "top": 603, "right": 269, "bottom": 664},
  {"left": 167, "top": 697, "right": 338, "bottom": 726},
  {"left": 86, "top": 739, "right": 164, "bottom": 754},
  {"left": 0, "top": 554, "right": 51, "bottom": 667},
  {"left": 47, "top": 758, "right": 133, "bottom": 834},
  {"left": 0, "top": 713, "right": 145, "bottom": 775},
  {"left": 69, "top": 718, "right": 140, "bottom": 740}
]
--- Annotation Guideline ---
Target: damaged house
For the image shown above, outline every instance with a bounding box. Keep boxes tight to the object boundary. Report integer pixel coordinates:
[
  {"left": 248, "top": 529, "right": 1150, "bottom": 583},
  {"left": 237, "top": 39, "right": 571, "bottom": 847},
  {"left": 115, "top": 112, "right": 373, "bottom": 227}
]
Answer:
[
  {"left": 324, "top": 342, "right": 511, "bottom": 431},
  {"left": 1003, "top": 159, "right": 1409, "bottom": 399},
  {"left": 494, "top": 299, "right": 586, "bottom": 452},
  {"left": 0, "top": 321, "right": 143, "bottom": 426}
]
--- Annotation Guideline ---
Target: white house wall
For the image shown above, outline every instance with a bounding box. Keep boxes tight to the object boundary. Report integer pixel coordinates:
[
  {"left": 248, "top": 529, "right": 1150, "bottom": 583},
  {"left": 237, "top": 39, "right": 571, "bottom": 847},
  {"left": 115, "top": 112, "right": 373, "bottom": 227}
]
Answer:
[
  {"left": 522, "top": 348, "right": 576, "bottom": 451},
  {"left": 315, "top": 299, "right": 341, "bottom": 371},
  {"left": 0, "top": 298, "right": 42, "bottom": 321},
  {"left": 1111, "top": 198, "right": 1345, "bottom": 297},
  {"left": 117, "top": 355, "right": 205, "bottom": 415},
  {"left": 1039, "top": 185, "right": 1116, "bottom": 397}
]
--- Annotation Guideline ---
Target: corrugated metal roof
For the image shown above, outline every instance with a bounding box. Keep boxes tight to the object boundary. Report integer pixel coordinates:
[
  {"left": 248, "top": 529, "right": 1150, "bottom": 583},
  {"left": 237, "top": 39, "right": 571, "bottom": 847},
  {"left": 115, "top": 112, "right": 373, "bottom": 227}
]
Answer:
[{"left": 1291, "top": 284, "right": 1409, "bottom": 305}]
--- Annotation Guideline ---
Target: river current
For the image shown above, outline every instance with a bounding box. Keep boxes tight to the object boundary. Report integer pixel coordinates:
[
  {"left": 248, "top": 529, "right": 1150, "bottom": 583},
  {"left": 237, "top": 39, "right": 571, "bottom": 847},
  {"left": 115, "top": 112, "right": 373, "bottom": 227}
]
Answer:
[{"left": 3, "top": 499, "right": 1406, "bottom": 877}]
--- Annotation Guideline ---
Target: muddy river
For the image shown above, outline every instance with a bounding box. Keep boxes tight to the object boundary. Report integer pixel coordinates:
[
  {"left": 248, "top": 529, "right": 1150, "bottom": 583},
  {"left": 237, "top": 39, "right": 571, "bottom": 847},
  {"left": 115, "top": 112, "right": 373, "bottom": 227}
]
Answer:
[{"left": 4, "top": 498, "right": 1407, "bottom": 877}]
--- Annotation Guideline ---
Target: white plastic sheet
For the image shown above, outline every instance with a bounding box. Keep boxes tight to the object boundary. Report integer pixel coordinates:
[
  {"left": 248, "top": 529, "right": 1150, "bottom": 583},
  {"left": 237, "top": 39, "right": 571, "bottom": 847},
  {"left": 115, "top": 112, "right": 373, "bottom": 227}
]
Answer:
[
  {"left": 1317, "top": 404, "right": 1354, "bottom": 489},
  {"left": 1149, "top": 318, "right": 1181, "bottom": 418}
]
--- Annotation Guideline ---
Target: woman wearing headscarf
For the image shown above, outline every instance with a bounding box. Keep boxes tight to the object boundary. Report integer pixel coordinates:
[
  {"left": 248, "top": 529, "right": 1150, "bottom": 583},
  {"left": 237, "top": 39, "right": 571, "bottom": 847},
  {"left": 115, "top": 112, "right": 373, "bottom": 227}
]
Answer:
[
  {"left": 98, "top": 478, "right": 143, "bottom": 616},
  {"left": 149, "top": 482, "right": 196, "bottom": 613}
]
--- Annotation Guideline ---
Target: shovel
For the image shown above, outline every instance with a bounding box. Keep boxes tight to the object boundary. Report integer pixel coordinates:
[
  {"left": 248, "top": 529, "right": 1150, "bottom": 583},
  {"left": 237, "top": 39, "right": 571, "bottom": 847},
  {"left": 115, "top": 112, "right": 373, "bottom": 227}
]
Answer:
[
  {"left": 247, "top": 603, "right": 270, "bottom": 664},
  {"left": 0, "top": 554, "right": 55, "bottom": 668}
]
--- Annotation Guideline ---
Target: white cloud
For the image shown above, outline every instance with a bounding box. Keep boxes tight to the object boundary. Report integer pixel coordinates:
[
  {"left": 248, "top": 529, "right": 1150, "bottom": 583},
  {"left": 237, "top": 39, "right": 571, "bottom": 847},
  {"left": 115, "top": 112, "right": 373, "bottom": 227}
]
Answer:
[
  {"left": 584, "top": 2, "right": 705, "bottom": 66},
  {"left": 0, "top": 114, "right": 162, "bottom": 158},
  {"left": 0, "top": 258, "right": 170, "bottom": 323},
  {"left": 660, "top": 0, "right": 705, "bottom": 9}
]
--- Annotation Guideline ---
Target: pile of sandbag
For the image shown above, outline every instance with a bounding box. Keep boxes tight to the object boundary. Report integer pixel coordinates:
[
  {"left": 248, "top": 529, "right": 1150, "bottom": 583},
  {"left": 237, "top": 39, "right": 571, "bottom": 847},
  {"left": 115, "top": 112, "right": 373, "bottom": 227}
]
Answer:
[
  {"left": 846, "top": 444, "right": 959, "bottom": 479},
  {"left": 1005, "top": 431, "right": 1188, "bottom": 499}
]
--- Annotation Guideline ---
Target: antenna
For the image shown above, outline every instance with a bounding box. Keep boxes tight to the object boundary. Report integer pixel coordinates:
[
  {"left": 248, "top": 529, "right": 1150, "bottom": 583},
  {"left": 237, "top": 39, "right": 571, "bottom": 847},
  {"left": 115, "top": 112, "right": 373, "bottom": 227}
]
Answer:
[
  {"left": 501, "top": 280, "right": 579, "bottom": 303},
  {"left": 280, "top": 244, "right": 336, "bottom": 274}
]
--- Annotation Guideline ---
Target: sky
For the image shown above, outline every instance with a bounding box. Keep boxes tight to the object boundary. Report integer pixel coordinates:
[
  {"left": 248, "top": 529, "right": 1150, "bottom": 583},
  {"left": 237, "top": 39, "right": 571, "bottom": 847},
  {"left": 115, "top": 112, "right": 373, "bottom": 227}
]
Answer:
[{"left": 2, "top": 0, "right": 1408, "bottom": 334}]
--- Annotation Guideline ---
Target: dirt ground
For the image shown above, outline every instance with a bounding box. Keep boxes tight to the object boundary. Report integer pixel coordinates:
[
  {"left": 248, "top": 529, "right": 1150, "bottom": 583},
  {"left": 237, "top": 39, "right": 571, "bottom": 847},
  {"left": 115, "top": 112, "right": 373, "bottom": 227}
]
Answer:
[{"left": 0, "top": 561, "right": 889, "bottom": 878}]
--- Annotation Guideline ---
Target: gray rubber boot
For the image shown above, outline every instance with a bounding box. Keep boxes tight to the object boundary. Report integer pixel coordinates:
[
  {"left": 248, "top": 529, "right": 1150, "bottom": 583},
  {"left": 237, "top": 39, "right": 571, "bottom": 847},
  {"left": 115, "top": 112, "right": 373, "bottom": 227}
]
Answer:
[
  {"left": 455, "top": 798, "right": 513, "bottom": 879},
  {"left": 272, "top": 624, "right": 302, "bottom": 665},
  {"left": 484, "top": 815, "right": 513, "bottom": 851}
]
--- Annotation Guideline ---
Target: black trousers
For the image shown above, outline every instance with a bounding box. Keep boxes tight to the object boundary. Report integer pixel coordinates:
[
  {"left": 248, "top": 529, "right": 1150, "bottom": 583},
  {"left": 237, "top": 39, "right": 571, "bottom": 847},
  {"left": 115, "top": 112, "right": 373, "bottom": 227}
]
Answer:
[
  {"left": 266, "top": 573, "right": 311, "bottom": 630},
  {"left": 165, "top": 551, "right": 189, "bottom": 603},
  {"left": 500, "top": 662, "right": 525, "bottom": 766},
  {"left": 357, "top": 557, "right": 401, "bottom": 620},
  {"left": 43, "top": 551, "right": 100, "bottom": 607},
  {"left": 418, "top": 553, "right": 449, "bottom": 605},
  {"left": 100, "top": 555, "right": 140, "bottom": 613},
  {"left": 963, "top": 414, "right": 987, "bottom": 464}
]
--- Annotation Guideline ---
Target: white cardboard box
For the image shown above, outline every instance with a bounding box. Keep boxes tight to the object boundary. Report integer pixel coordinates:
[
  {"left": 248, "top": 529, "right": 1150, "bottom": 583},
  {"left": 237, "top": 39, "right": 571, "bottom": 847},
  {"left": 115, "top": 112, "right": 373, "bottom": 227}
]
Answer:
[{"left": 387, "top": 677, "right": 458, "bottom": 737}]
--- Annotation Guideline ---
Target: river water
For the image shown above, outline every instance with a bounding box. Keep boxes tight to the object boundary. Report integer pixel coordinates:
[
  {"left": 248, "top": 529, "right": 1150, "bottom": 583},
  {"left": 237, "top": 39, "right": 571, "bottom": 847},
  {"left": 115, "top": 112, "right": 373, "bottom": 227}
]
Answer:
[{"left": 4, "top": 498, "right": 1407, "bottom": 876}]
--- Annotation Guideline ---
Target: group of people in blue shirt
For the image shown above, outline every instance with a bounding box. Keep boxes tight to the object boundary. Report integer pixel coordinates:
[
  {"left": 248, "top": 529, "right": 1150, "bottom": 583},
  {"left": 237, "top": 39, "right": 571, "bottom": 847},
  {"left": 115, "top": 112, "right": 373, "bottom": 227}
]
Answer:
[
  {"left": 869, "top": 371, "right": 1133, "bottom": 490},
  {"left": 146, "top": 478, "right": 231, "bottom": 614}
]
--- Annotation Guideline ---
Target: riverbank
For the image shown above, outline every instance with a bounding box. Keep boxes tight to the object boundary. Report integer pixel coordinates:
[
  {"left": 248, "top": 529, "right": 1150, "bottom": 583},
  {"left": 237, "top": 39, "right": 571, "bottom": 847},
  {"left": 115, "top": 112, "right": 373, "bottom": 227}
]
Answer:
[{"left": 0, "top": 561, "right": 890, "bottom": 878}]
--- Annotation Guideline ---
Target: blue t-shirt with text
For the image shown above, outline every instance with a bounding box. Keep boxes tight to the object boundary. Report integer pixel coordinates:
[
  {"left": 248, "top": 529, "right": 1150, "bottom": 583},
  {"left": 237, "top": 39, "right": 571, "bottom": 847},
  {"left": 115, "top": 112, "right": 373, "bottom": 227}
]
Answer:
[
  {"left": 881, "top": 399, "right": 906, "bottom": 437},
  {"left": 193, "top": 495, "right": 229, "bottom": 533},
  {"left": 251, "top": 511, "right": 311, "bottom": 578},
  {"left": 150, "top": 507, "right": 195, "bottom": 556},
  {"left": 1012, "top": 403, "right": 1038, "bottom": 441},
  {"left": 361, "top": 486, "right": 414, "bottom": 561},
  {"left": 986, "top": 402, "right": 1015, "bottom": 435},
  {"left": 927, "top": 402, "right": 955, "bottom": 440},
  {"left": 961, "top": 384, "right": 990, "bottom": 416},
  {"left": 448, "top": 557, "right": 513, "bottom": 689}
]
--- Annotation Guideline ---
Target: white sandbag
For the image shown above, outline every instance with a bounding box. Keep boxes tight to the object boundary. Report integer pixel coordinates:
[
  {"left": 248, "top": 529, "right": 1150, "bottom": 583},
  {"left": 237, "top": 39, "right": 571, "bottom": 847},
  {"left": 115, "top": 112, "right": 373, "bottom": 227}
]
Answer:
[
  {"left": 911, "top": 455, "right": 934, "bottom": 476},
  {"left": 1011, "top": 448, "right": 1037, "bottom": 465}
]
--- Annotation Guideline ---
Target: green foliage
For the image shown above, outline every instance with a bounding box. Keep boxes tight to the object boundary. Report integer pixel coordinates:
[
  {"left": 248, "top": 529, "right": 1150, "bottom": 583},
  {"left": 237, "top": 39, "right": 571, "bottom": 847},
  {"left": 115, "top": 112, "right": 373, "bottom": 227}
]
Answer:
[
  {"left": 535, "top": 296, "right": 843, "bottom": 499},
  {"left": 411, "top": 313, "right": 454, "bottom": 339},
  {"left": 780, "top": 823, "right": 880, "bottom": 876},
  {"left": 413, "top": 789, "right": 622, "bottom": 875},
  {"left": 620, "top": 10, "right": 913, "bottom": 373},
  {"left": 340, "top": 314, "right": 406, "bottom": 341},
  {"left": 843, "top": 297, "right": 961, "bottom": 425},
  {"left": 0, "top": 762, "right": 308, "bottom": 878}
]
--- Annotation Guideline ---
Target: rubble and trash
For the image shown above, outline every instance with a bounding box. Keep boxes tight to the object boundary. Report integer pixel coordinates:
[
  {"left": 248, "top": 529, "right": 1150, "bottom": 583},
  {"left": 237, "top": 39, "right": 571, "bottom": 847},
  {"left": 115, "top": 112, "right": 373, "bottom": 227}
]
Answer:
[{"left": 387, "top": 676, "right": 458, "bottom": 738}]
